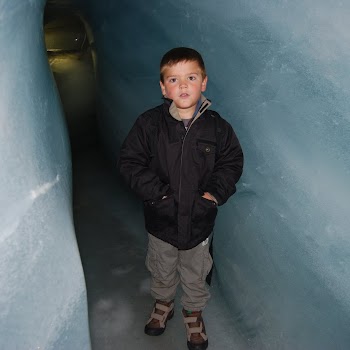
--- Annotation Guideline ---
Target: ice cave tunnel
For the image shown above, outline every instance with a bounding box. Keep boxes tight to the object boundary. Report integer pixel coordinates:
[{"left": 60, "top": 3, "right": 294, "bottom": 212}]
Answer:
[{"left": 1, "top": 0, "right": 350, "bottom": 349}]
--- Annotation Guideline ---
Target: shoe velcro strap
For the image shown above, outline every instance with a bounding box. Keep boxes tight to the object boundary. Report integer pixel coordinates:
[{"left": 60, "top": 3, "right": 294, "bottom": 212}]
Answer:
[
  {"left": 155, "top": 303, "right": 173, "bottom": 313},
  {"left": 184, "top": 316, "right": 198, "bottom": 323},
  {"left": 184, "top": 322, "right": 208, "bottom": 342},
  {"left": 148, "top": 304, "right": 173, "bottom": 328},
  {"left": 148, "top": 311, "right": 167, "bottom": 328},
  {"left": 200, "top": 332, "right": 208, "bottom": 341},
  {"left": 150, "top": 312, "right": 166, "bottom": 322},
  {"left": 187, "top": 326, "right": 202, "bottom": 333}
]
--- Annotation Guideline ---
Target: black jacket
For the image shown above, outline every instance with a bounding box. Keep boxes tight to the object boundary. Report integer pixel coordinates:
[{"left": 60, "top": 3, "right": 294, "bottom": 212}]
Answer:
[{"left": 118, "top": 96, "right": 243, "bottom": 249}]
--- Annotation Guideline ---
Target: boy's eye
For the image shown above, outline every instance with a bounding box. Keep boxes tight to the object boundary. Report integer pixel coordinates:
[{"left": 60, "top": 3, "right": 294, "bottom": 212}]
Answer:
[
  {"left": 188, "top": 76, "right": 196, "bottom": 81},
  {"left": 169, "top": 78, "right": 177, "bottom": 83}
]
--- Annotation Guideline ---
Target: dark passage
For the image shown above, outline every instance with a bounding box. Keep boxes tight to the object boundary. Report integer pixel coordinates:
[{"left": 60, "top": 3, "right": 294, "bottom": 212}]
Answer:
[{"left": 44, "top": 4, "right": 97, "bottom": 153}]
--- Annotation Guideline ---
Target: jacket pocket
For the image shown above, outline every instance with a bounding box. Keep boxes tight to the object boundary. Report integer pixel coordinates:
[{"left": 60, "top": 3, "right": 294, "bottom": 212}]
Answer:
[
  {"left": 144, "top": 195, "right": 177, "bottom": 232},
  {"left": 192, "top": 194, "right": 218, "bottom": 224},
  {"left": 197, "top": 141, "right": 216, "bottom": 156},
  {"left": 194, "top": 141, "right": 217, "bottom": 174}
]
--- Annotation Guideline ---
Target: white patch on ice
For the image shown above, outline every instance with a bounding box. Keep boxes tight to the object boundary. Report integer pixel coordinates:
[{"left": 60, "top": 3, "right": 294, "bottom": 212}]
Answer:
[
  {"left": 30, "top": 175, "right": 60, "bottom": 200},
  {"left": 95, "top": 298, "right": 114, "bottom": 311},
  {"left": 92, "top": 296, "right": 134, "bottom": 336},
  {"left": 139, "top": 278, "right": 151, "bottom": 295},
  {"left": 111, "top": 265, "right": 134, "bottom": 276},
  {"left": 0, "top": 175, "right": 60, "bottom": 244}
]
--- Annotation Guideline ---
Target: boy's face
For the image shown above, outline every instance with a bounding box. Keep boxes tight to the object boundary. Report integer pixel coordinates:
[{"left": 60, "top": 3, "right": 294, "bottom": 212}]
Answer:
[{"left": 160, "top": 60, "right": 208, "bottom": 119}]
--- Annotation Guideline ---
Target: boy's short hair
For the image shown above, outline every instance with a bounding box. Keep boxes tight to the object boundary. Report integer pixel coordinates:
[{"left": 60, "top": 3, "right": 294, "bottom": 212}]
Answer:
[{"left": 160, "top": 47, "right": 206, "bottom": 82}]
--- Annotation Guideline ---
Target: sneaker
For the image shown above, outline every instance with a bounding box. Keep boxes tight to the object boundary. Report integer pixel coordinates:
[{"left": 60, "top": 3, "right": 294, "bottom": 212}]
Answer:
[
  {"left": 182, "top": 309, "right": 208, "bottom": 350},
  {"left": 144, "top": 300, "right": 174, "bottom": 336}
]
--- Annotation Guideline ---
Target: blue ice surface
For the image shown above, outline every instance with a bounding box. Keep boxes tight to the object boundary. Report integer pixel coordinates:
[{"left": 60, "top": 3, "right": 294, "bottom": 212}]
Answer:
[
  {"left": 1, "top": 0, "right": 350, "bottom": 348},
  {"left": 0, "top": 0, "right": 90, "bottom": 349},
  {"left": 76, "top": 0, "right": 350, "bottom": 348}
]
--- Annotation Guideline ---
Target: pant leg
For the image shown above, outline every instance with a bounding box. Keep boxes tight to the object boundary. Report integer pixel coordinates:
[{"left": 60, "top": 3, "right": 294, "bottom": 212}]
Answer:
[
  {"left": 145, "top": 233, "right": 180, "bottom": 302},
  {"left": 178, "top": 236, "right": 213, "bottom": 311}
]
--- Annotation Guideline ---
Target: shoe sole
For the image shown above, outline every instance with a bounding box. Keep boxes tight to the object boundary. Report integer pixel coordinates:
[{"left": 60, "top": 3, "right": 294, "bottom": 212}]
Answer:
[{"left": 187, "top": 339, "right": 208, "bottom": 350}]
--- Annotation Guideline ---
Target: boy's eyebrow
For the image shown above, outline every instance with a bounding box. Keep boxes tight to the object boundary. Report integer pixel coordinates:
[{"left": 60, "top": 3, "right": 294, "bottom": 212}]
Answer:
[{"left": 165, "top": 72, "right": 200, "bottom": 78}]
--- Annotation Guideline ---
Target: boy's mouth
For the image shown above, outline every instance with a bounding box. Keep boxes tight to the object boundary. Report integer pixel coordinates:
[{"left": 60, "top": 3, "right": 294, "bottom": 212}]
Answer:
[{"left": 180, "top": 93, "right": 189, "bottom": 97}]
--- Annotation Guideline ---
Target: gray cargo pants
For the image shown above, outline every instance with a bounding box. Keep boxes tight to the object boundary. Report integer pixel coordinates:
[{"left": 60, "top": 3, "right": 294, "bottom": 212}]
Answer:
[{"left": 145, "top": 233, "right": 213, "bottom": 311}]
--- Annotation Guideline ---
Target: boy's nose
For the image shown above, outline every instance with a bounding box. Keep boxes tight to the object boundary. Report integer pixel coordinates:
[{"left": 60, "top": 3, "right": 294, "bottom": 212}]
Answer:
[{"left": 179, "top": 80, "right": 188, "bottom": 88}]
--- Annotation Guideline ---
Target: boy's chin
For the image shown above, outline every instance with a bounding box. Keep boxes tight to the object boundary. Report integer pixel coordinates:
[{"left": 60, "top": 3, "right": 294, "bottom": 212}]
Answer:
[{"left": 174, "top": 101, "right": 196, "bottom": 109}]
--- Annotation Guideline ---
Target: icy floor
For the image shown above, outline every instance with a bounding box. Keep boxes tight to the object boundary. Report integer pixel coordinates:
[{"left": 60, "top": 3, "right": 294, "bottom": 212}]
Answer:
[{"left": 73, "top": 149, "right": 248, "bottom": 350}]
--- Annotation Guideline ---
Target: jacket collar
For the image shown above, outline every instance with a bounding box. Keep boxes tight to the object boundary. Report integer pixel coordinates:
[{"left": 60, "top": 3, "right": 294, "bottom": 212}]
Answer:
[{"left": 164, "top": 94, "right": 212, "bottom": 122}]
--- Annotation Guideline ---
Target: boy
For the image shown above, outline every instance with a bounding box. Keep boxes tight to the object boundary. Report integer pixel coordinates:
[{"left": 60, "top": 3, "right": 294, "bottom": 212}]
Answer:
[{"left": 118, "top": 47, "right": 243, "bottom": 350}]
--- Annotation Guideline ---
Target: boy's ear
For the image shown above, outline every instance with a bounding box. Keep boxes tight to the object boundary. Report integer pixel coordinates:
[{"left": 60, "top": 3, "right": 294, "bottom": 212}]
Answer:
[
  {"left": 201, "top": 76, "right": 208, "bottom": 92},
  {"left": 159, "top": 81, "right": 166, "bottom": 97}
]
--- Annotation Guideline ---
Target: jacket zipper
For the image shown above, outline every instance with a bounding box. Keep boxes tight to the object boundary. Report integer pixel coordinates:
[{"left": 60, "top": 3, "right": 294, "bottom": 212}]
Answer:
[
  {"left": 178, "top": 125, "right": 190, "bottom": 205},
  {"left": 178, "top": 101, "right": 210, "bottom": 206}
]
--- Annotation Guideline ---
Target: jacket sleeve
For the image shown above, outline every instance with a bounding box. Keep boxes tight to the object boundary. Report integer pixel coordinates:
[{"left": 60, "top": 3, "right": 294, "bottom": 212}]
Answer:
[
  {"left": 118, "top": 114, "right": 171, "bottom": 201},
  {"left": 204, "top": 120, "right": 244, "bottom": 206}
]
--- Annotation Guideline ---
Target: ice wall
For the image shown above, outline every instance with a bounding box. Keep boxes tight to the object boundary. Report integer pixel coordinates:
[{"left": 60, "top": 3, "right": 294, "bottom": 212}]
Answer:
[
  {"left": 77, "top": 0, "right": 350, "bottom": 349},
  {"left": 0, "top": 0, "right": 90, "bottom": 348}
]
